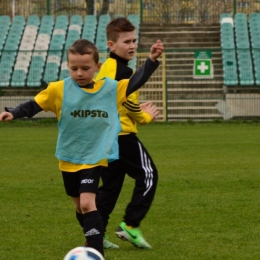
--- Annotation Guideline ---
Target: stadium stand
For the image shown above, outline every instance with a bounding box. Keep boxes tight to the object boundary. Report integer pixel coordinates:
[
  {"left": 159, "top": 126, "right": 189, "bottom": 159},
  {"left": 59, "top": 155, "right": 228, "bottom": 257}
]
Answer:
[
  {"left": 95, "top": 14, "right": 110, "bottom": 62},
  {"left": 248, "top": 12, "right": 260, "bottom": 85},
  {"left": 0, "top": 14, "right": 142, "bottom": 87},
  {"left": 11, "top": 15, "right": 40, "bottom": 87},
  {"left": 43, "top": 15, "right": 68, "bottom": 84},
  {"left": 0, "top": 15, "right": 11, "bottom": 55},
  {"left": 59, "top": 15, "right": 83, "bottom": 80},
  {"left": 82, "top": 15, "right": 97, "bottom": 43},
  {"left": 0, "top": 15, "right": 25, "bottom": 87},
  {"left": 234, "top": 13, "right": 254, "bottom": 85},
  {"left": 220, "top": 14, "right": 238, "bottom": 86},
  {"left": 27, "top": 15, "right": 54, "bottom": 87}
]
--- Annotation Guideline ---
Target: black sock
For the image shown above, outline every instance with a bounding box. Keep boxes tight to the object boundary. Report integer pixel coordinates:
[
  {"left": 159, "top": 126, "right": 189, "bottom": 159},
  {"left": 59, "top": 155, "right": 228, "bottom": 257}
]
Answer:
[
  {"left": 76, "top": 210, "right": 84, "bottom": 229},
  {"left": 83, "top": 210, "right": 104, "bottom": 256}
]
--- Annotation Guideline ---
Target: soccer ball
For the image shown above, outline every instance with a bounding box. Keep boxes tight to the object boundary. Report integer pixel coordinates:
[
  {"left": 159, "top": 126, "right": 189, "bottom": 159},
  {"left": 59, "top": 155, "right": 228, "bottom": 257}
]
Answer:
[{"left": 63, "top": 246, "right": 105, "bottom": 260}]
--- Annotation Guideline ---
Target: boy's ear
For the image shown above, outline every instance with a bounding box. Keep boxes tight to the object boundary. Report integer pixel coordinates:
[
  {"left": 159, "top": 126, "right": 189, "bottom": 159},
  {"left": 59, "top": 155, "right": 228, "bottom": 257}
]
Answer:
[
  {"left": 107, "top": 40, "right": 115, "bottom": 52},
  {"left": 96, "top": 62, "right": 102, "bottom": 70}
]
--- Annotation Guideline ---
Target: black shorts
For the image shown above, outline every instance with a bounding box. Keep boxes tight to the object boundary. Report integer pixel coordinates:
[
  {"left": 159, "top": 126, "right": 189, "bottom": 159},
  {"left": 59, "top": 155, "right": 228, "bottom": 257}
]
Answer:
[{"left": 62, "top": 166, "right": 106, "bottom": 197}]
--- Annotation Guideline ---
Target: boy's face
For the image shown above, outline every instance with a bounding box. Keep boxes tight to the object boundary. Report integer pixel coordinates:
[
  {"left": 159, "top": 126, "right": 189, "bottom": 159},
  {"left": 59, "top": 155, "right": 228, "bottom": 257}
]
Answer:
[
  {"left": 108, "top": 30, "right": 137, "bottom": 61},
  {"left": 67, "top": 53, "right": 101, "bottom": 86}
]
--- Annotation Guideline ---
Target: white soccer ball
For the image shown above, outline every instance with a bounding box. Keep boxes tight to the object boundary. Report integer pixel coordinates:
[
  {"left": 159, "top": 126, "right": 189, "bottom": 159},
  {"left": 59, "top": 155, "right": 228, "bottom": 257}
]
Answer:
[{"left": 63, "top": 246, "right": 105, "bottom": 260}]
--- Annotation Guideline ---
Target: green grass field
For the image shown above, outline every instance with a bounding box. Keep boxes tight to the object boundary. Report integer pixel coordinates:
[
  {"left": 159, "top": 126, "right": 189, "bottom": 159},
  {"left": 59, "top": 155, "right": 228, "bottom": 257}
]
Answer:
[{"left": 1, "top": 120, "right": 260, "bottom": 260}]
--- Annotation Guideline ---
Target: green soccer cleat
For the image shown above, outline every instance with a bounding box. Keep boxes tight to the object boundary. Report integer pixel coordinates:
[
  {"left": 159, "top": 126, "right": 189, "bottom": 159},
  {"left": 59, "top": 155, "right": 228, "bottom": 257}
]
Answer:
[
  {"left": 103, "top": 235, "right": 119, "bottom": 249},
  {"left": 115, "top": 222, "right": 152, "bottom": 249}
]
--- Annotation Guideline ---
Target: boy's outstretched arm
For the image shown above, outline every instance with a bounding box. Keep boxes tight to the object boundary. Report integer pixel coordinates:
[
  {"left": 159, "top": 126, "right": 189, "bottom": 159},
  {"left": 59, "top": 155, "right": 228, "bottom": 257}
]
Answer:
[
  {"left": 0, "top": 100, "right": 43, "bottom": 121},
  {"left": 125, "top": 39, "right": 164, "bottom": 97}
]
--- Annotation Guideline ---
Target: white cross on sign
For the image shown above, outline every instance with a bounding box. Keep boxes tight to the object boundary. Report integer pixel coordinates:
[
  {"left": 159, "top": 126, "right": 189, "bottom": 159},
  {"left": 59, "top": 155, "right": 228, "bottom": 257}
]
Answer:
[
  {"left": 193, "top": 59, "right": 213, "bottom": 78},
  {"left": 198, "top": 62, "right": 208, "bottom": 73}
]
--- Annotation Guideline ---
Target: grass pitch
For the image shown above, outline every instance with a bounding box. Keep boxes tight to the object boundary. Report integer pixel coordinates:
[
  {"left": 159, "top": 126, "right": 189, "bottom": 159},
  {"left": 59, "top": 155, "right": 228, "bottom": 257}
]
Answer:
[{"left": 0, "top": 120, "right": 260, "bottom": 260}]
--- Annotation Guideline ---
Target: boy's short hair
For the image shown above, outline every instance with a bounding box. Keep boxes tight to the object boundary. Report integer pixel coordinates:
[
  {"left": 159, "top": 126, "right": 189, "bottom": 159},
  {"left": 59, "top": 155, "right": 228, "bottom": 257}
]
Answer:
[
  {"left": 67, "top": 39, "right": 99, "bottom": 64},
  {"left": 106, "top": 17, "right": 135, "bottom": 42}
]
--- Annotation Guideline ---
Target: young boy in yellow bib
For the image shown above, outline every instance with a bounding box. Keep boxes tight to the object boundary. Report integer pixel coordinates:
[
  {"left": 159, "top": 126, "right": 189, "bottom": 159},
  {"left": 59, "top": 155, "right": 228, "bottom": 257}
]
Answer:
[{"left": 0, "top": 38, "right": 164, "bottom": 258}]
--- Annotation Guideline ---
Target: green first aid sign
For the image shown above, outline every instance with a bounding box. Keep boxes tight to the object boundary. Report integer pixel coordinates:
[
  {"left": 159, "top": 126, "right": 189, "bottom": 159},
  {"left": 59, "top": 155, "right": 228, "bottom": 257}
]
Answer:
[{"left": 193, "top": 59, "right": 213, "bottom": 78}]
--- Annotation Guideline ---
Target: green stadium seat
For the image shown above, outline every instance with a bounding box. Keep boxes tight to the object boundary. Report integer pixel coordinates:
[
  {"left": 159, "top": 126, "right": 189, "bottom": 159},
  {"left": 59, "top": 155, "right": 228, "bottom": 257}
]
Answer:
[
  {"left": 252, "top": 49, "right": 260, "bottom": 60},
  {"left": 221, "top": 41, "right": 235, "bottom": 49},
  {"left": 68, "top": 29, "right": 80, "bottom": 38},
  {"left": 42, "top": 15, "right": 54, "bottom": 26},
  {"left": 96, "top": 38, "right": 107, "bottom": 52},
  {"left": 26, "top": 55, "right": 45, "bottom": 87},
  {"left": 55, "top": 15, "right": 69, "bottom": 31},
  {"left": 82, "top": 33, "right": 95, "bottom": 42},
  {"left": 13, "top": 15, "right": 25, "bottom": 26},
  {"left": 222, "top": 49, "right": 236, "bottom": 60},
  {"left": 222, "top": 56, "right": 238, "bottom": 86},
  {"left": 43, "top": 62, "right": 59, "bottom": 83},
  {"left": 11, "top": 69, "right": 27, "bottom": 87},
  {"left": 219, "top": 13, "right": 232, "bottom": 23},
  {"left": 70, "top": 15, "right": 83, "bottom": 26},
  {"left": 238, "top": 71, "right": 254, "bottom": 85},
  {"left": 99, "top": 14, "right": 110, "bottom": 24},
  {"left": 27, "top": 71, "right": 43, "bottom": 87},
  {"left": 0, "top": 15, "right": 11, "bottom": 27},
  {"left": 65, "top": 30, "right": 80, "bottom": 49},
  {"left": 85, "top": 15, "right": 97, "bottom": 24},
  {"left": 31, "top": 55, "right": 46, "bottom": 68},
  {"left": 235, "top": 13, "right": 247, "bottom": 23},
  {"left": 0, "top": 67, "right": 12, "bottom": 87},
  {"left": 38, "top": 27, "right": 51, "bottom": 35},
  {"left": 27, "top": 15, "right": 40, "bottom": 27},
  {"left": 249, "top": 12, "right": 260, "bottom": 22},
  {"left": 0, "top": 24, "right": 9, "bottom": 40},
  {"left": 49, "top": 34, "right": 65, "bottom": 51},
  {"left": 1, "top": 51, "right": 17, "bottom": 64},
  {"left": 236, "top": 41, "right": 250, "bottom": 49},
  {"left": 82, "top": 30, "right": 95, "bottom": 42}
]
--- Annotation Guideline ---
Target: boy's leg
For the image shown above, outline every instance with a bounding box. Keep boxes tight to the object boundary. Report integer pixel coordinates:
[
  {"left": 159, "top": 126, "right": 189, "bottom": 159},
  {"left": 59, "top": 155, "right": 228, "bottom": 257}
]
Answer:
[
  {"left": 120, "top": 134, "right": 158, "bottom": 227},
  {"left": 79, "top": 167, "right": 106, "bottom": 256},
  {"left": 62, "top": 167, "right": 105, "bottom": 256},
  {"left": 81, "top": 193, "right": 103, "bottom": 255},
  {"left": 96, "top": 160, "right": 125, "bottom": 249},
  {"left": 115, "top": 134, "right": 158, "bottom": 248},
  {"left": 96, "top": 159, "right": 125, "bottom": 234},
  {"left": 76, "top": 210, "right": 84, "bottom": 229}
]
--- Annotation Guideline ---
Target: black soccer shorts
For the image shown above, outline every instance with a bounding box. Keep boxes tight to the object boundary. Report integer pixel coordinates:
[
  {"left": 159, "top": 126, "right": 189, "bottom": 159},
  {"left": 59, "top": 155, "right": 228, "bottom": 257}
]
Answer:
[{"left": 62, "top": 166, "right": 106, "bottom": 197}]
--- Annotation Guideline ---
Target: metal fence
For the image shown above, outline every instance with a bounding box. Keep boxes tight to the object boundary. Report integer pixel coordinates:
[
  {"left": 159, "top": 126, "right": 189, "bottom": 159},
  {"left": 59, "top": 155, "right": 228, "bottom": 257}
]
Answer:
[{"left": 2, "top": 0, "right": 260, "bottom": 24}]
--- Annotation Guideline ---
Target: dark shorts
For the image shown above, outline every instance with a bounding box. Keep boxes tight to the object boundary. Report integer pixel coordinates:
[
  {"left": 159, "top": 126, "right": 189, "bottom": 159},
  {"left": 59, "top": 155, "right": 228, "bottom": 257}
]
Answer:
[{"left": 62, "top": 166, "right": 106, "bottom": 197}]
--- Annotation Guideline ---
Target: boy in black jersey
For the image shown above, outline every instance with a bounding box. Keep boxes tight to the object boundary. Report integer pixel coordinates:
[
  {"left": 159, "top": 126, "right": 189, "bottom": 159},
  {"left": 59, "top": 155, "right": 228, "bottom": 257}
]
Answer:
[{"left": 95, "top": 17, "right": 159, "bottom": 249}]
